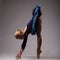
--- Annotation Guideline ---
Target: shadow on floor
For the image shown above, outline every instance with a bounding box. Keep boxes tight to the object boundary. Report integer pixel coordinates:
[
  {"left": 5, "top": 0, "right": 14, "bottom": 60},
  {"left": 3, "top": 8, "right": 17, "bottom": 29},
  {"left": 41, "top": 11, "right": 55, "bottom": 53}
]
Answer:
[{"left": 24, "top": 56, "right": 60, "bottom": 59}]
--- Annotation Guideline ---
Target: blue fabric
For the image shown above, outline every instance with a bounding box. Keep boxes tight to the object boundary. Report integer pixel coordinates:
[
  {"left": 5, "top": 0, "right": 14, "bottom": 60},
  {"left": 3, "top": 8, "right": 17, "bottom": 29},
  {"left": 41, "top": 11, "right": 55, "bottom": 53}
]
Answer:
[
  {"left": 21, "top": 5, "right": 42, "bottom": 50},
  {"left": 31, "top": 5, "right": 40, "bottom": 35},
  {"left": 32, "top": 14, "right": 38, "bottom": 35},
  {"left": 27, "top": 18, "right": 33, "bottom": 33},
  {"left": 33, "top": 5, "right": 39, "bottom": 16}
]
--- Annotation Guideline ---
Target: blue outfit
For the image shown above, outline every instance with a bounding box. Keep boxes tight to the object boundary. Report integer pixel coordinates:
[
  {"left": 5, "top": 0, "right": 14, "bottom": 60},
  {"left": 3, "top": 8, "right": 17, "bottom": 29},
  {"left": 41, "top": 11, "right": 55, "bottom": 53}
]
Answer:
[{"left": 21, "top": 5, "right": 42, "bottom": 50}]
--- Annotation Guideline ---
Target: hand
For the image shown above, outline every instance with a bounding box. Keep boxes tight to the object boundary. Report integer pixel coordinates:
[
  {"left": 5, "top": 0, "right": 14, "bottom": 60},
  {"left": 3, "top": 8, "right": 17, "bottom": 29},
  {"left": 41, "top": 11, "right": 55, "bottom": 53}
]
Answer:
[
  {"left": 16, "top": 48, "right": 23, "bottom": 59},
  {"left": 16, "top": 53, "right": 21, "bottom": 59}
]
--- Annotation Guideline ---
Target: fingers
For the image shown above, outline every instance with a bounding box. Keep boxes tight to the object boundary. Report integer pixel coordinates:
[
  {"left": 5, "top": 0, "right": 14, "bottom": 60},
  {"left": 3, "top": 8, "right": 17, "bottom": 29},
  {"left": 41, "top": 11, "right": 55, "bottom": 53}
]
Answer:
[
  {"left": 16, "top": 53, "right": 21, "bottom": 59},
  {"left": 16, "top": 55, "right": 21, "bottom": 59}
]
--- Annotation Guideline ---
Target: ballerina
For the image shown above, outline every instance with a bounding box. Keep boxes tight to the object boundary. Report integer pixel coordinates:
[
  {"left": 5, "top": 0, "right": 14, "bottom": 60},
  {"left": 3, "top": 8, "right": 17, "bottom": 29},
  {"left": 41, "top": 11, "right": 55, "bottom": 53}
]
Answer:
[{"left": 15, "top": 5, "right": 42, "bottom": 59}]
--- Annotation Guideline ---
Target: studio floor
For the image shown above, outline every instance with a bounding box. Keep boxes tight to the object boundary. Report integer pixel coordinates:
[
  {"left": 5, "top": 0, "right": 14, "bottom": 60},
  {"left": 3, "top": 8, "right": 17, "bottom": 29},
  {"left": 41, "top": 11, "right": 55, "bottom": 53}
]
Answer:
[{"left": 0, "top": 56, "right": 60, "bottom": 60}]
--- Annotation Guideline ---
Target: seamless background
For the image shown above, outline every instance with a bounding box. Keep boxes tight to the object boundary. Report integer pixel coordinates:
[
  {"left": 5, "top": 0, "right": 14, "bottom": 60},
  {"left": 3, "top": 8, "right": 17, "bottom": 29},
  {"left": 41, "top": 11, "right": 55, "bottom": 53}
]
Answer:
[{"left": 0, "top": 0, "right": 60, "bottom": 58}]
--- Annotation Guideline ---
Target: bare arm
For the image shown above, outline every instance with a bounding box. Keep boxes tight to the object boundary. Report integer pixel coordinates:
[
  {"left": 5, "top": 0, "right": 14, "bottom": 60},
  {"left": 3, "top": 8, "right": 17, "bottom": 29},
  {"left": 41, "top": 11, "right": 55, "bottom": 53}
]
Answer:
[{"left": 23, "top": 26, "right": 27, "bottom": 34}]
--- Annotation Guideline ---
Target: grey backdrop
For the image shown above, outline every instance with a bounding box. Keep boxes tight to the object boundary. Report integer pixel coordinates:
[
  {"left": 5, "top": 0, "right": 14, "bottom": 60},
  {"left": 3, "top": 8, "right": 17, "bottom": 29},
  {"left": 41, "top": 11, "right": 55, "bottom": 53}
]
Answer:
[{"left": 0, "top": 0, "right": 60, "bottom": 58}]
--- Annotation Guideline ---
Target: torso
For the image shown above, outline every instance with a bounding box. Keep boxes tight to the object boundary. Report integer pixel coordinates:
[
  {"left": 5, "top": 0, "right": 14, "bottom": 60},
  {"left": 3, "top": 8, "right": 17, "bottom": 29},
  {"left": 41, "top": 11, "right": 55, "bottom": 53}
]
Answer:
[{"left": 27, "top": 18, "right": 42, "bottom": 35}]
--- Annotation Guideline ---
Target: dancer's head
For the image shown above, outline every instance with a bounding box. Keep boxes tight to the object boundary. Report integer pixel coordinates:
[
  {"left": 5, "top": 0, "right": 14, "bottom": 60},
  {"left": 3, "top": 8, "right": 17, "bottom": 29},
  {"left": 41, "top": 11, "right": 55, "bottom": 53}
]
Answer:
[
  {"left": 32, "top": 5, "right": 42, "bottom": 17},
  {"left": 15, "top": 29, "right": 24, "bottom": 39}
]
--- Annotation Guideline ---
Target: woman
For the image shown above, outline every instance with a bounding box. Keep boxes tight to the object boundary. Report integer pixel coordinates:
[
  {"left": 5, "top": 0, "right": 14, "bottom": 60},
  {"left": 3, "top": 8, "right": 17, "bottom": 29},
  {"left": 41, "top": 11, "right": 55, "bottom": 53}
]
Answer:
[{"left": 15, "top": 5, "right": 42, "bottom": 59}]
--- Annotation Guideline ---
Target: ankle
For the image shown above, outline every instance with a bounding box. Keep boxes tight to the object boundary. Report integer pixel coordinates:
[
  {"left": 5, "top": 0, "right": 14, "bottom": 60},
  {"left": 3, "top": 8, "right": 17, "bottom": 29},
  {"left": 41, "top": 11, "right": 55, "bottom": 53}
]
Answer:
[{"left": 37, "top": 50, "right": 42, "bottom": 59}]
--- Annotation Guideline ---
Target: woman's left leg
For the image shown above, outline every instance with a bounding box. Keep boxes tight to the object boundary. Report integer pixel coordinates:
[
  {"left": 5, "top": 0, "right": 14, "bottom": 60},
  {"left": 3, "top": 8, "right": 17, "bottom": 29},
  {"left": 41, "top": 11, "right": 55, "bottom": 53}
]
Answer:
[{"left": 36, "top": 34, "right": 42, "bottom": 59}]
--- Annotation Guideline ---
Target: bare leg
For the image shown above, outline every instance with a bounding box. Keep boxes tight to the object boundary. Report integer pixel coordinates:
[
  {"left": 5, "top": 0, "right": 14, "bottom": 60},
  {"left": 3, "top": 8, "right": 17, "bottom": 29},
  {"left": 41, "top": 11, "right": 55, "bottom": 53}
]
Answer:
[
  {"left": 37, "top": 34, "right": 42, "bottom": 59},
  {"left": 36, "top": 18, "right": 42, "bottom": 59}
]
